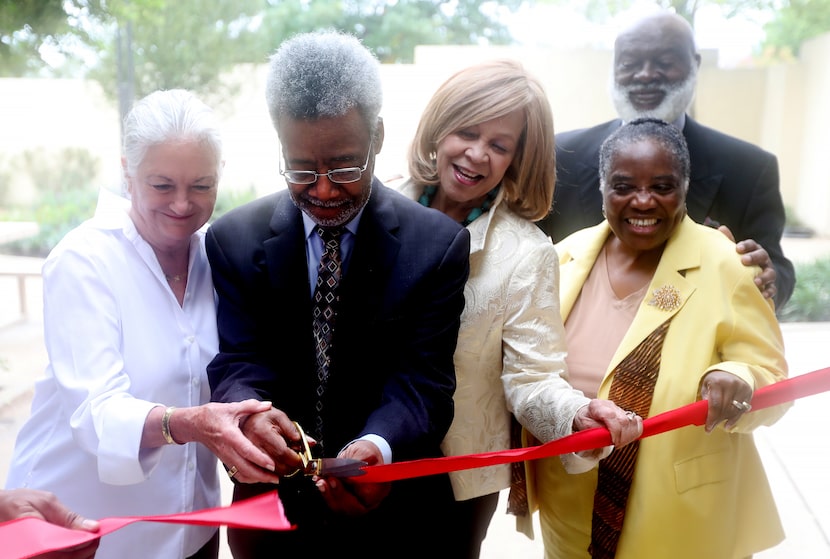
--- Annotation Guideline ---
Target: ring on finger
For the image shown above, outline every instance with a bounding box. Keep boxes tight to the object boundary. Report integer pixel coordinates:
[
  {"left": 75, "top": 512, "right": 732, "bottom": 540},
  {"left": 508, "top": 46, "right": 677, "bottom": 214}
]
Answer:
[
  {"left": 227, "top": 465, "right": 238, "bottom": 479},
  {"left": 625, "top": 410, "right": 637, "bottom": 422},
  {"left": 731, "top": 400, "right": 752, "bottom": 413}
]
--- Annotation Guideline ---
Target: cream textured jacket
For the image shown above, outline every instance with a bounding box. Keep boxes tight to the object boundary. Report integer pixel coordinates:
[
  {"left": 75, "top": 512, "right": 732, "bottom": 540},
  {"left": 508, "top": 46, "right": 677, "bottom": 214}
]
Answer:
[
  {"left": 397, "top": 179, "right": 589, "bottom": 502},
  {"left": 530, "top": 217, "right": 790, "bottom": 559}
]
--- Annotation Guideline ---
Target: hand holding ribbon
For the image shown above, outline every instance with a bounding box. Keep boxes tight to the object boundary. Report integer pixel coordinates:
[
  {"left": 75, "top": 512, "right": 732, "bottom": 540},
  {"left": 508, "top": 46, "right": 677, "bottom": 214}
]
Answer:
[{"left": 2, "top": 366, "right": 828, "bottom": 559}]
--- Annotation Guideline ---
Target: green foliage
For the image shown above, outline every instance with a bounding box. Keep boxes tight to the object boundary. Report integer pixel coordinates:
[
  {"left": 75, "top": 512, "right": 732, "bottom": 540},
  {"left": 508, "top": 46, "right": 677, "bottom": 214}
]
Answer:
[
  {"left": 2, "top": 187, "right": 99, "bottom": 257},
  {"left": 2, "top": 0, "right": 521, "bottom": 97},
  {"left": 0, "top": 0, "right": 71, "bottom": 76},
  {"left": 762, "top": 0, "right": 830, "bottom": 57},
  {"left": 212, "top": 185, "right": 259, "bottom": 221},
  {"left": 540, "top": 0, "right": 699, "bottom": 24},
  {"left": 0, "top": 147, "right": 101, "bottom": 207},
  {"left": 24, "top": 147, "right": 100, "bottom": 194},
  {"left": 0, "top": 146, "right": 101, "bottom": 256},
  {"left": 223, "top": 0, "right": 520, "bottom": 64},
  {"left": 86, "top": 0, "right": 265, "bottom": 105},
  {"left": 777, "top": 256, "right": 830, "bottom": 322},
  {"left": 540, "top": 0, "right": 776, "bottom": 29},
  {"left": 0, "top": 183, "right": 260, "bottom": 258}
]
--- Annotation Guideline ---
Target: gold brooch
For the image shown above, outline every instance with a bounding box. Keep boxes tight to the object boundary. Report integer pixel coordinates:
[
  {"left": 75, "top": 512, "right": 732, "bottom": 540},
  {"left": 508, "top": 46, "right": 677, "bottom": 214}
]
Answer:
[{"left": 648, "top": 284, "right": 682, "bottom": 312}]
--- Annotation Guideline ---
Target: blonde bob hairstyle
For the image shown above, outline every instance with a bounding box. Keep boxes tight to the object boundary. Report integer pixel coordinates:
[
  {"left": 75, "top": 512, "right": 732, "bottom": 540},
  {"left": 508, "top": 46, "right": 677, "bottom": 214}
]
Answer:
[{"left": 408, "top": 59, "right": 555, "bottom": 221}]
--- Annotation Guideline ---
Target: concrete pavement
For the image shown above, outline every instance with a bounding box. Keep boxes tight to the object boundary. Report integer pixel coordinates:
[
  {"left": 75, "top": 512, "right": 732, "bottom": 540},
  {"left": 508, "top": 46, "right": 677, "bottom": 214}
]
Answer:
[{"left": 1, "top": 244, "right": 829, "bottom": 557}]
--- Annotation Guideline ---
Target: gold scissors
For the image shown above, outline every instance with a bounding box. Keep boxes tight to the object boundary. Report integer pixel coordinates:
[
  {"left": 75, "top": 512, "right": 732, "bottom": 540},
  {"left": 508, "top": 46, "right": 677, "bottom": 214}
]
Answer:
[{"left": 287, "top": 421, "right": 367, "bottom": 478}]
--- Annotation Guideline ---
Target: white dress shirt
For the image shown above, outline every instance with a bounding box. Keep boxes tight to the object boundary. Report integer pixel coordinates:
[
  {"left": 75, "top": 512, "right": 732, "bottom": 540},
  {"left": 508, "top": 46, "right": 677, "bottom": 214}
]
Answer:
[{"left": 5, "top": 189, "right": 220, "bottom": 559}]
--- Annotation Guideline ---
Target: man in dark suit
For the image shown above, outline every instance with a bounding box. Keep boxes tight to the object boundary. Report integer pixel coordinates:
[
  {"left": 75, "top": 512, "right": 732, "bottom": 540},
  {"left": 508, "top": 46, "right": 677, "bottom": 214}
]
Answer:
[
  {"left": 538, "top": 10, "right": 795, "bottom": 308},
  {"left": 206, "top": 31, "right": 470, "bottom": 557}
]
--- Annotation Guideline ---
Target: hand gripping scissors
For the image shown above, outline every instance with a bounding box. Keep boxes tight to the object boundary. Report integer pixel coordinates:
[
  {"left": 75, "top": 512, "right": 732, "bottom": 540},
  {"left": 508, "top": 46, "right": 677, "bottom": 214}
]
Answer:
[{"left": 287, "top": 421, "right": 367, "bottom": 478}]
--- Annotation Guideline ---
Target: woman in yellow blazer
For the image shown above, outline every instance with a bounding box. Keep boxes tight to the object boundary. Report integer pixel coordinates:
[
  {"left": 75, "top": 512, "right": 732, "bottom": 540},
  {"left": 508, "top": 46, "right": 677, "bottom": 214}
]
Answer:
[{"left": 531, "top": 118, "right": 789, "bottom": 559}]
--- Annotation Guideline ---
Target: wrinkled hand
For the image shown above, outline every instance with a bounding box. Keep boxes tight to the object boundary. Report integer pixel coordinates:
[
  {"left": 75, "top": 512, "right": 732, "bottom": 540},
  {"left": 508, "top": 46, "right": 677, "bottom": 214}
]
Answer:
[
  {"left": 233, "top": 406, "right": 306, "bottom": 481},
  {"left": 718, "top": 225, "right": 777, "bottom": 300},
  {"left": 573, "top": 399, "right": 643, "bottom": 458},
  {"left": 0, "top": 488, "right": 100, "bottom": 559},
  {"left": 314, "top": 440, "right": 390, "bottom": 516},
  {"left": 699, "top": 370, "right": 754, "bottom": 433},
  {"left": 187, "top": 400, "right": 283, "bottom": 483}
]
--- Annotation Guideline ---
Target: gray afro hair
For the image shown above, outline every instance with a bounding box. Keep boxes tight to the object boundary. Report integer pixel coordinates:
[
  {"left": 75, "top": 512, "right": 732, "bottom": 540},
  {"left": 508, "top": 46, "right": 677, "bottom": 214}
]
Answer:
[{"left": 265, "top": 30, "right": 383, "bottom": 134}]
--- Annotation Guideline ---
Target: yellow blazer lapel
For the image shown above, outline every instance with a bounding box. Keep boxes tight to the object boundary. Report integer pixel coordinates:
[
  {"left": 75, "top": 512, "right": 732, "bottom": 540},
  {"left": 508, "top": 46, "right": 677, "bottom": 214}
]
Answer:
[
  {"left": 605, "top": 216, "right": 700, "bottom": 385},
  {"left": 556, "top": 222, "right": 611, "bottom": 320}
]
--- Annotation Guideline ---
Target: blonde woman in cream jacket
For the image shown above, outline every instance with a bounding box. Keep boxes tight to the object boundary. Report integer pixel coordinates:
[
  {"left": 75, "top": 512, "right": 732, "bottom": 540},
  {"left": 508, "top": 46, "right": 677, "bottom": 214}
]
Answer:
[{"left": 395, "top": 59, "right": 641, "bottom": 558}]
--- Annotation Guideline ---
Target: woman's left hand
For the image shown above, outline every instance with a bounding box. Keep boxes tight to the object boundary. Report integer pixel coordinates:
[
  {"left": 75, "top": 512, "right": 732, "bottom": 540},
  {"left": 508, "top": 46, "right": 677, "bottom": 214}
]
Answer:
[{"left": 699, "top": 370, "right": 754, "bottom": 433}]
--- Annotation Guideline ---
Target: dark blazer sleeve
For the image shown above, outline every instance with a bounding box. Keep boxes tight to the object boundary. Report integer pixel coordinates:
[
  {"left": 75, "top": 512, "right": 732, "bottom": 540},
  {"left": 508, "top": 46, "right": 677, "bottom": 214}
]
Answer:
[
  {"left": 683, "top": 118, "right": 795, "bottom": 308},
  {"left": 205, "top": 192, "right": 304, "bottom": 405}
]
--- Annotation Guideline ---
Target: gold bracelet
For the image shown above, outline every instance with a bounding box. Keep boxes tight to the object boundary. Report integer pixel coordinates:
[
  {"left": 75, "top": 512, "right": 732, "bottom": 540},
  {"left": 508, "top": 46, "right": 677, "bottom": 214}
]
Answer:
[{"left": 161, "top": 406, "right": 180, "bottom": 445}]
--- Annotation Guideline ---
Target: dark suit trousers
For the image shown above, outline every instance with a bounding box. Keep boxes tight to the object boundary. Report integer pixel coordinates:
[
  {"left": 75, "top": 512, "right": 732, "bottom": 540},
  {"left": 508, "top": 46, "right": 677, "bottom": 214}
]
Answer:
[{"left": 228, "top": 473, "right": 458, "bottom": 558}]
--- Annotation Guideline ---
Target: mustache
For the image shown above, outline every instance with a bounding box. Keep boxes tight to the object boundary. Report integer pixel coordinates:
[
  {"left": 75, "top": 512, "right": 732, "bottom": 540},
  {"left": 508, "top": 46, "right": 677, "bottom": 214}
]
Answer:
[
  {"left": 297, "top": 193, "right": 350, "bottom": 208},
  {"left": 622, "top": 84, "right": 668, "bottom": 95}
]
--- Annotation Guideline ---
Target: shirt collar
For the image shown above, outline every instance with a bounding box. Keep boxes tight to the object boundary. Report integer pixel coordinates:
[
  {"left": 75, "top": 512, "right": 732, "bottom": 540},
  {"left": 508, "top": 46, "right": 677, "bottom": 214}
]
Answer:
[{"left": 301, "top": 208, "right": 364, "bottom": 240}]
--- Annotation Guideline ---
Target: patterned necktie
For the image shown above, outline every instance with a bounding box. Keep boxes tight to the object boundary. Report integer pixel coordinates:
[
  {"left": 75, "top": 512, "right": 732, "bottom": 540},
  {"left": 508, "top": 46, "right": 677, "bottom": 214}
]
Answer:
[
  {"left": 312, "top": 226, "right": 343, "bottom": 451},
  {"left": 507, "top": 416, "right": 529, "bottom": 516},
  {"left": 589, "top": 318, "right": 671, "bottom": 559}
]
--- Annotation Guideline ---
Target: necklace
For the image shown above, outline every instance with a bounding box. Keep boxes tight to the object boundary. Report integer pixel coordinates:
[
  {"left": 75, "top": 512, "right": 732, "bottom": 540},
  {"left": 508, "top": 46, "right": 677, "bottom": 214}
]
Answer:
[
  {"left": 418, "top": 185, "right": 499, "bottom": 226},
  {"left": 165, "top": 273, "right": 186, "bottom": 282}
]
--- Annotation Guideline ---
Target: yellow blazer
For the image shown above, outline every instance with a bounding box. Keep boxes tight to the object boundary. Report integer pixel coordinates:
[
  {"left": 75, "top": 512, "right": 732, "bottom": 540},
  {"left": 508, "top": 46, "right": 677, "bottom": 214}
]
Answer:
[{"left": 530, "top": 216, "right": 790, "bottom": 559}]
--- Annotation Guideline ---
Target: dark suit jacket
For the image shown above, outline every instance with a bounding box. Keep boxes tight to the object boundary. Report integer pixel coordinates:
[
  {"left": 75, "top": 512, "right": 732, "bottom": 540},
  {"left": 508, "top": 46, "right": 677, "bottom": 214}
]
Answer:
[
  {"left": 205, "top": 179, "right": 470, "bottom": 556},
  {"left": 537, "top": 116, "right": 795, "bottom": 308}
]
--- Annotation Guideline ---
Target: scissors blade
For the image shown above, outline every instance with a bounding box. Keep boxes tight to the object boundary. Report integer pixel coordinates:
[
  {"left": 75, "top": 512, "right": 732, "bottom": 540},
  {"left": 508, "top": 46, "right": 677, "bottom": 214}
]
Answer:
[{"left": 314, "top": 457, "right": 367, "bottom": 477}]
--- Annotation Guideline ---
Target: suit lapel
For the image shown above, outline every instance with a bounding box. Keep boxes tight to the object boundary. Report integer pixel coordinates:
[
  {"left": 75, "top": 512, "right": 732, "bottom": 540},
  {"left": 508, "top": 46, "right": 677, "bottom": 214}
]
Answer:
[
  {"left": 558, "top": 219, "right": 701, "bottom": 396},
  {"left": 606, "top": 217, "right": 700, "bottom": 382},
  {"left": 557, "top": 223, "right": 611, "bottom": 320},
  {"left": 263, "top": 193, "right": 310, "bottom": 296},
  {"left": 339, "top": 181, "right": 401, "bottom": 321}
]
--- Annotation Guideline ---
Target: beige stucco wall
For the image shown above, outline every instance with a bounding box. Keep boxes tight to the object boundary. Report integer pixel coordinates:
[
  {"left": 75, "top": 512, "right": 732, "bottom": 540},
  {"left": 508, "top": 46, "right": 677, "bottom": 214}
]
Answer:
[
  {"left": 0, "top": 79, "right": 121, "bottom": 206},
  {"left": 793, "top": 33, "right": 830, "bottom": 233},
  {"left": 1, "top": 32, "right": 828, "bottom": 234}
]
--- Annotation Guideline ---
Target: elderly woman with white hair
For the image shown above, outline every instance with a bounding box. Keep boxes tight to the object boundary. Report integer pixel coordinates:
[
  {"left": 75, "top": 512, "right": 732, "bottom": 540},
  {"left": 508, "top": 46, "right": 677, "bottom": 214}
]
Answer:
[{"left": 5, "top": 89, "right": 277, "bottom": 559}]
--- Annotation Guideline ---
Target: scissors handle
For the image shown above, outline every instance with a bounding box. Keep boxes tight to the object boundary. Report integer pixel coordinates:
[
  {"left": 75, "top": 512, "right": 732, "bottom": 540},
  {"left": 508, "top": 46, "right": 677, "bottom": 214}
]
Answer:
[{"left": 286, "top": 421, "right": 313, "bottom": 477}]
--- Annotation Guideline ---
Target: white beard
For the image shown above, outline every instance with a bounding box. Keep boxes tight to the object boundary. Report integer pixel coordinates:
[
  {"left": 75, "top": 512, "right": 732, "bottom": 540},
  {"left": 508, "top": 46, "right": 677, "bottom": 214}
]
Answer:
[{"left": 611, "top": 66, "right": 698, "bottom": 124}]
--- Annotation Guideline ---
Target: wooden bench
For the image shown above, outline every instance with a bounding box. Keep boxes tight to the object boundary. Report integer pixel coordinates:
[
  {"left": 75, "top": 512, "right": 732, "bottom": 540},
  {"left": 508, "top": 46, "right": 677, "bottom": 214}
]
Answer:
[{"left": 0, "top": 255, "right": 45, "bottom": 321}]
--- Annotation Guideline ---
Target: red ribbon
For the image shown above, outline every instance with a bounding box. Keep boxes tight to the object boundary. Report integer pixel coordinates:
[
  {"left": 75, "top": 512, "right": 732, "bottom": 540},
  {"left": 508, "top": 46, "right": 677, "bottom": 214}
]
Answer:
[
  {"left": 355, "top": 366, "right": 830, "bottom": 483},
  {"left": 2, "top": 366, "right": 828, "bottom": 559},
  {"left": 1, "top": 490, "right": 292, "bottom": 559}
]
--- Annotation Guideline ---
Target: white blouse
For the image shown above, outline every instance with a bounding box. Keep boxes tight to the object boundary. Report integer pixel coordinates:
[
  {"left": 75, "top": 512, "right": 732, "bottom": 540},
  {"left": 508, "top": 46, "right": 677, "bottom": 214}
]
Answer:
[{"left": 5, "top": 189, "right": 220, "bottom": 559}]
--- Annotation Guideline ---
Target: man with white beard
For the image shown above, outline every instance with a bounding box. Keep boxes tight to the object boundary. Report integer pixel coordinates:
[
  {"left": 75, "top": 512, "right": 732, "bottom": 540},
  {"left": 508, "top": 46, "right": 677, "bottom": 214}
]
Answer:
[{"left": 538, "top": 10, "right": 794, "bottom": 308}]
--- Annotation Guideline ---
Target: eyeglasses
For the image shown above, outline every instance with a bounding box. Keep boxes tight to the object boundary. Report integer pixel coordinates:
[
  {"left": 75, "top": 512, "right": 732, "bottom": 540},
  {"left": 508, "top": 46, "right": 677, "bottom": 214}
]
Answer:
[{"left": 279, "top": 140, "right": 373, "bottom": 185}]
